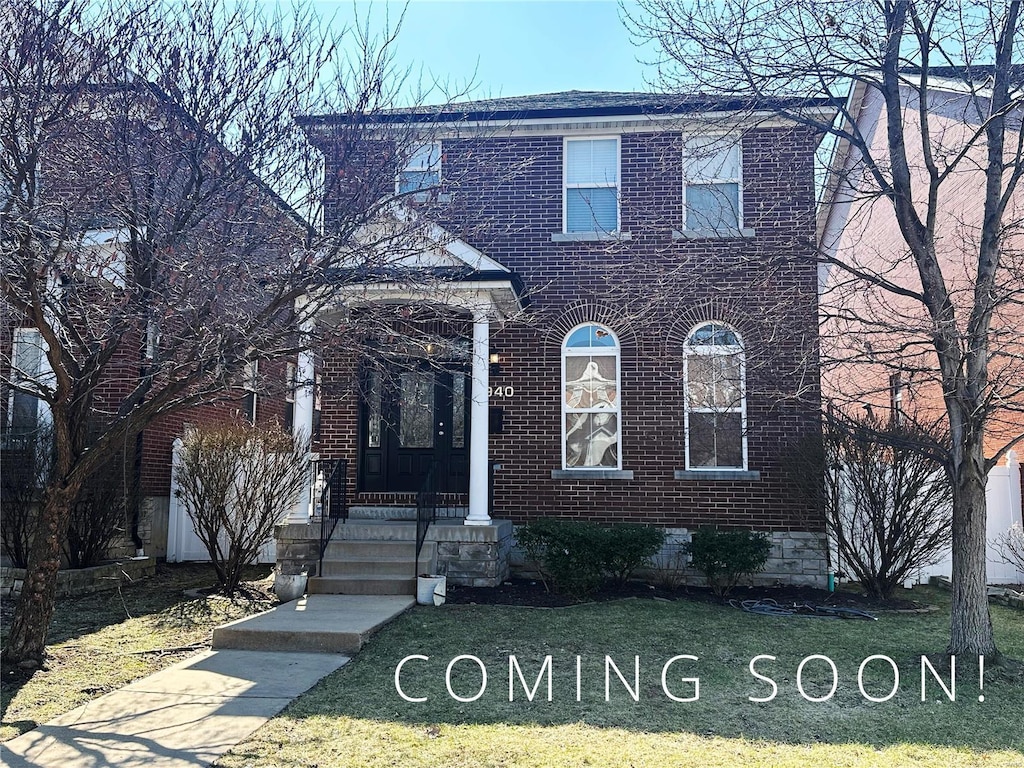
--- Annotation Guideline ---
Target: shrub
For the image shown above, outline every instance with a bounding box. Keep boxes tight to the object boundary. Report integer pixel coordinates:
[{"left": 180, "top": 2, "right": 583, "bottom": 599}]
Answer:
[
  {"left": 0, "top": 429, "right": 53, "bottom": 568},
  {"left": 517, "top": 519, "right": 665, "bottom": 595},
  {"left": 994, "top": 523, "right": 1024, "bottom": 577},
  {"left": 685, "top": 528, "right": 771, "bottom": 597},
  {"left": 788, "top": 412, "right": 953, "bottom": 599},
  {"left": 603, "top": 523, "right": 665, "bottom": 585},
  {"left": 651, "top": 549, "right": 689, "bottom": 590},
  {"left": 1, "top": 424, "right": 138, "bottom": 569},
  {"left": 174, "top": 421, "right": 308, "bottom": 595},
  {"left": 64, "top": 431, "right": 140, "bottom": 568},
  {"left": 517, "top": 518, "right": 608, "bottom": 596}
]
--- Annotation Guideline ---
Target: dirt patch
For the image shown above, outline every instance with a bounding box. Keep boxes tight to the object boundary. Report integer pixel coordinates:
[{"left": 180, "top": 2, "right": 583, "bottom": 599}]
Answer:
[{"left": 444, "top": 578, "right": 925, "bottom": 612}]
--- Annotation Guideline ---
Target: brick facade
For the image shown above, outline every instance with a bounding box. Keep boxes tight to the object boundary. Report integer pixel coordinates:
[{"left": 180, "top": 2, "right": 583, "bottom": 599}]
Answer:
[{"left": 309, "top": 98, "right": 826, "bottom": 543}]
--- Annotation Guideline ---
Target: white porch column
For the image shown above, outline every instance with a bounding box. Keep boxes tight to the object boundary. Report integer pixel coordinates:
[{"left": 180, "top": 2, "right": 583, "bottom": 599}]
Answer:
[
  {"left": 465, "top": 308, "right": 492, "bottom": 525},
  {"left": 287, "top": 343, "right": 316, "bottom": 523}
]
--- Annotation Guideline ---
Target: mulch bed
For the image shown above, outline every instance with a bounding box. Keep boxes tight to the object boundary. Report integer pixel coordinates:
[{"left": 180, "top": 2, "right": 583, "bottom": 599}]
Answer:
[{"left": 444, "top": 578, "right": 926, "bottom": 612}]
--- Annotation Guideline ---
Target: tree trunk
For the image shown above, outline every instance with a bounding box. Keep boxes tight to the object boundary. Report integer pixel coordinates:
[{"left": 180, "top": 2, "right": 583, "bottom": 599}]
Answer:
[
  {"left": 947, "top": 440, "right": 998, "bottom": 658},
  {"left": 2, "top": 485, "right": 78, "bottom": 667}
]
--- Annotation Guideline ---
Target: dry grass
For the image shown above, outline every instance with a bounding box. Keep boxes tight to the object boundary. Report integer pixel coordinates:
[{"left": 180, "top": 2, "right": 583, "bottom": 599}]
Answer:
[
  {"left": 220, "top": 586, "right": 1024, "bottom": 768},
  {"left": 0, "top": 562, "right": 275, "bottom": 741}
]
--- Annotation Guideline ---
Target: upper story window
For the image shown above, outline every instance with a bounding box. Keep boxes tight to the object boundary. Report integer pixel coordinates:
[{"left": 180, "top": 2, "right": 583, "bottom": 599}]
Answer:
[
  {"left": 564, "top": 137, "right": 619, "bottom": 233},
  {"left": 398, "top": 142, "right": 441, "bottom": 195},
  {"left": 562, "top": 323, "right": 621, "bottom": 469},
  {"left": 682, "top": 136, "right": 742, "bottom": 233},
  {"left": 684, "top": 322, "right": 746, "bottom": 470}
]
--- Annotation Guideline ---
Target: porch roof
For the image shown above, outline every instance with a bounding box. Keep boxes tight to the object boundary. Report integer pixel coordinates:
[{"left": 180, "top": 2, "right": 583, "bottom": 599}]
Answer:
[{"left": 317, "top": 210, "right": 526, "bottom": 321}]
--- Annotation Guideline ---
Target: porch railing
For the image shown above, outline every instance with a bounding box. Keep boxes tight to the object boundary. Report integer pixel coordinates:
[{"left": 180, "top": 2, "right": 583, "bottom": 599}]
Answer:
[
  {"left": 416, "top": 461, "right": 440, "bottom": 578},
  {"left": 316, "top": 458, "right": 348, "bottom": 576}
]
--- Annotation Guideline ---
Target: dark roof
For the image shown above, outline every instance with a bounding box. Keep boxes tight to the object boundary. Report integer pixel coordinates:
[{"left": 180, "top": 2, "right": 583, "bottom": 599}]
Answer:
[{"left": 298, "top": 90, "right": 838, "bottom": 127}]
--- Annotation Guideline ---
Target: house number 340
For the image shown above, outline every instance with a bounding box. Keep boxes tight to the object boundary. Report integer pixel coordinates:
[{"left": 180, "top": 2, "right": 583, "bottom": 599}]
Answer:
[{"left": 488, "top": 386, "right": 514, "bottom": 398}]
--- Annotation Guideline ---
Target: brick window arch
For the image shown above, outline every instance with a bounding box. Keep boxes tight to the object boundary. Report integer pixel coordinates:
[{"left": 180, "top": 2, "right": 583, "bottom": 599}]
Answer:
[
  {"left": 562, "top": 322, "right": 621, "bottom": 469},
  {"left": 684, "top": 321, "right": 746, "bottom": 470}
]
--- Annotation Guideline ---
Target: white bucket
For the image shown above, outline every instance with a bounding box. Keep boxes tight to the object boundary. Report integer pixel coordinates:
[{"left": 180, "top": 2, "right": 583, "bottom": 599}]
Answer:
[
  {"left": 274, "top": 573, "right": 307, "bottom": 603},
  {"left": 417, "top": 574, "right": 446, "bottom": 606}
]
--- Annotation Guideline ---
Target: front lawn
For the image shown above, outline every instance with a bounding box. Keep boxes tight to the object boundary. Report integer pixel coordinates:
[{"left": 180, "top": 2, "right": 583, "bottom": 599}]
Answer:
[
  {"left": 0, "top": 563, "right": 274, "bottom": 741},
  {"left": 221, "top": 588, "right": 1024, "bottom": 768}
]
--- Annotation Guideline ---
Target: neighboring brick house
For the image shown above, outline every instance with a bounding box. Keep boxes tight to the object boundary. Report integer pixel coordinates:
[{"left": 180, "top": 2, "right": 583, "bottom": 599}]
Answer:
[
  {"left": 281, "top": 91, "right": 836, "bottom": 587},
  {"left": 1, "top": 84, "right": 299, "bottom": 563},
  {"left": 3, "top": 274, "right": 295, "bottom": 564},
  {"left": 818, "top": 69, "right": 1024, "bottom": 582}
]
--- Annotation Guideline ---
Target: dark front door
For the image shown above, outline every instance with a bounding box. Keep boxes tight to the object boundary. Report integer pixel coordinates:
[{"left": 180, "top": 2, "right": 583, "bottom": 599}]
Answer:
[{"left": 359, "top": 362, "right": 470, "bottom": 494}]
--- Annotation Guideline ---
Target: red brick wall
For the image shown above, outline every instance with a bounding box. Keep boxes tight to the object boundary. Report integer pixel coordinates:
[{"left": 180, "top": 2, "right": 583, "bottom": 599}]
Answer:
[
  {"left": 140, "top": 358, "right": 293, "bottom": 497},
  {"left": 0, "top": 306, "right": 293, "bottom": 500},
  {"left": 316, "top": 124, "right": 824, "bottom": 532}
]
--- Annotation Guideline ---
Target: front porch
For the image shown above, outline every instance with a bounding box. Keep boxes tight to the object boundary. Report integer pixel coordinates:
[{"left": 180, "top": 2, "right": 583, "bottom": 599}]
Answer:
[{"left": 275, "top": 215, "right": 522, "bottom": 592}]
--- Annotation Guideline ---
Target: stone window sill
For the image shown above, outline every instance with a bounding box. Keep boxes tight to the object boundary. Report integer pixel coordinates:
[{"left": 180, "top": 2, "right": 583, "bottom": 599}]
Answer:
[
  {"left": 674, "top": 469, "right": 761, "bottom": 481},
  {"left": 551, "top": 231, "right": 633, "bottom": 243},
  {"left": 672, "top": 228, "right": 755, "bottom": 240},
  {"left": 551, "top": 469, "right": 635, "bottom": 480}
]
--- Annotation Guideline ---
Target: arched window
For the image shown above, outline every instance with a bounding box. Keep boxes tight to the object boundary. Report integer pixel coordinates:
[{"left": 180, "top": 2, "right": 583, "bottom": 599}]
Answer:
[
  {"left": 684, "top": 322, "right": 746, "bottom": 469},
  {"left": 562, "top": 323, "right": 621, "bottom": 469}
]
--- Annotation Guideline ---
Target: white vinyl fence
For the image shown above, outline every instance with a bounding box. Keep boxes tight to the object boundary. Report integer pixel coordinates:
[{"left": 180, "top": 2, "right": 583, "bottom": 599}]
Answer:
[
  {"left": 165, "top": 437, "right": 277, "bottom": 564},
  {"left": 911, "top": 450, "right": 1023, "bottom": 585}
]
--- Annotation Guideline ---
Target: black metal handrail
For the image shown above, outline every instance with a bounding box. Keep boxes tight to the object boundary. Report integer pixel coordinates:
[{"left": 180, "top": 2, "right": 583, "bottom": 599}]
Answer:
[
  {"left": 317, "top": 458, "right": 348, "bottom": 576},
  {"left": 415, "top": 461, "right": 440, "bottom": 578}
]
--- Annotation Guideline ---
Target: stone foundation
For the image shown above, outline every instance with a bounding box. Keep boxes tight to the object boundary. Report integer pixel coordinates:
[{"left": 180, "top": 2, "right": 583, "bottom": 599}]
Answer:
[
  {"left": 274, "top": 519, "right": 514, "bottom": 587},
  {"left": 761, "top": 531, "right": 828, "bottom": 586},
  {"left": 432, "top": 521, "right": 513, "bottom": 587},
  {"left": 275, "top": 522, "right": 322, "bottom": 576},
  {"left": 510, "top": 526, "right": 828, "bottom": 588},
  {"left": 1, "top": 557, "right": 157, "bottom": 599},
  {"left": 276, "top": 521, "right": 824, "bottom": 590}
]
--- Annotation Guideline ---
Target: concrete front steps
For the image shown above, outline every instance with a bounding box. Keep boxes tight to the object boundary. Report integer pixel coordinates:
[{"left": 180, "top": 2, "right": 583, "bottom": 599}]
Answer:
[
  {"left": 345, "top": 505, "right": 468, "bottom": 521},
  {"left": 307, "top": 528, "right": 437, "bottom": 596}
]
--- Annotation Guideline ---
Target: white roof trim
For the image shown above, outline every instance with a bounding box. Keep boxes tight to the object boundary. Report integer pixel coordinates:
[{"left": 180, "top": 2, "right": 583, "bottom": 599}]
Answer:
[{"left": 389, "top": 204, "right": 510, "bottom": 273}]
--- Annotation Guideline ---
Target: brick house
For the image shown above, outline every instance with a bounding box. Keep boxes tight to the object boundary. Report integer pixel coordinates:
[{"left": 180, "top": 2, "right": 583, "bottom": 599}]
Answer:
[
  {"left": 817, "top": 69, "right": 1024, "bottom": 583},
  {"left": 277, "top": 91, "right": 837, "bottom": 590},
  {"left": 1, "top": 83, "right": 300, "bottom": 565}
]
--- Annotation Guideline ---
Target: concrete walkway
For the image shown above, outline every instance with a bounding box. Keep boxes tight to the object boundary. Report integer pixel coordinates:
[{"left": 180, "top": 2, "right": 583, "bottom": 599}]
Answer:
[
  {"left": 2, "top": 595, "right": 415, "bottom": 767},
  {"left": 213, "top": 594, "right": 415, "bottom": 654}
]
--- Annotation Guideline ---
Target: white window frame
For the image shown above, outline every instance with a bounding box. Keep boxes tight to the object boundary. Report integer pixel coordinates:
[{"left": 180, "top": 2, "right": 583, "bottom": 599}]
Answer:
[
  {"left": 683, "top": 321, "right": 747, "bottom": 471},
  {"left": 6, "top": 328, "right": 54, "bottom": 437},
  {"left": 396, "top": 142, "right": 442, "bottom": 197},
  {"left": 682, "top": 135, "right": 743, "bottom": 233},
  {"left": 563, "top": 136, "right": 621, "bottom": 234},
  {"left": 561, "top": 322, "right": 623, "bottom": 470}
]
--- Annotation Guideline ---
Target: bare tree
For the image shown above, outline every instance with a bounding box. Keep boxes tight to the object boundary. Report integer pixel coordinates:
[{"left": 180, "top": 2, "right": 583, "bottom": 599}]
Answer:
[
  {"left": 993, "top": 523, "right": 1024, "bottom": 580},
  {"left": 792, "top": 410, "right": 953, "bottom": 599},
  {"left": 627, "top": 0, "right": 1023, "bottom": 657},
  {"left": 174, "top": 421, "right": 308, "bottom": 596},
  {"left": 0, "top": 0, "right": 465, "bottom": 667}
]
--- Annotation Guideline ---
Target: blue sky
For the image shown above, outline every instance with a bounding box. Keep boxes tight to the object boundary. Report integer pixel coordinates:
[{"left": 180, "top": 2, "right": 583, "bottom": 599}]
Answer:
[{"left": 309, "top": 1, "right": 658, "bottom": 104}]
